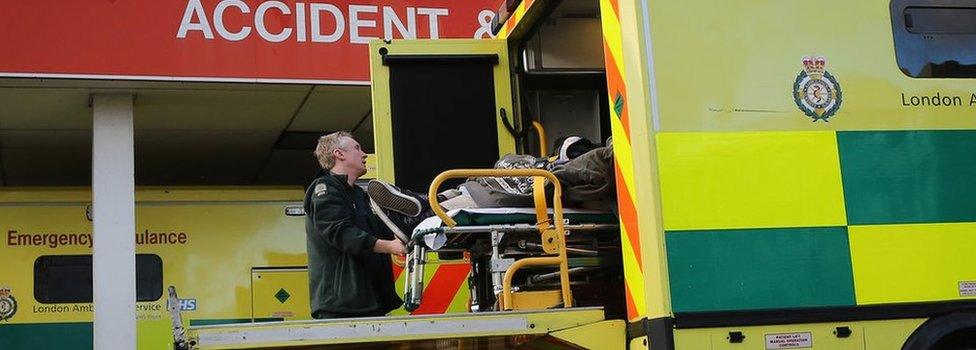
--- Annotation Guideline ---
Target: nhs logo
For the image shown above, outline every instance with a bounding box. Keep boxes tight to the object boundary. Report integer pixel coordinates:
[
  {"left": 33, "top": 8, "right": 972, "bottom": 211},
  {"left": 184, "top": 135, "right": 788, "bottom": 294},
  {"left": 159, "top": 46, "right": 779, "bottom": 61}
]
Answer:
[{"left": 179, "top": 299, "right": 197, "bottom": 311}]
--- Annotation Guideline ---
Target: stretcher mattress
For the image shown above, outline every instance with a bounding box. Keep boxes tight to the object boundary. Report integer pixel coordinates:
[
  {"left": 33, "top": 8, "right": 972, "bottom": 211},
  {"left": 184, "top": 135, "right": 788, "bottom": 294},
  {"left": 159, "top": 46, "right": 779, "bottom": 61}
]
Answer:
[{"left": 415, "top": 208, "right": 617, "bottom": 249}]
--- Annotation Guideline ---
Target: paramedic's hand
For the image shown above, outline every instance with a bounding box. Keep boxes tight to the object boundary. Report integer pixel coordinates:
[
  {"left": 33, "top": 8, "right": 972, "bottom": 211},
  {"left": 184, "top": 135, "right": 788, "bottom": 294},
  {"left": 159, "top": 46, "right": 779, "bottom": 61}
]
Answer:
[{"left": 373, "top": 239, "right": 407, "bottom": 256}]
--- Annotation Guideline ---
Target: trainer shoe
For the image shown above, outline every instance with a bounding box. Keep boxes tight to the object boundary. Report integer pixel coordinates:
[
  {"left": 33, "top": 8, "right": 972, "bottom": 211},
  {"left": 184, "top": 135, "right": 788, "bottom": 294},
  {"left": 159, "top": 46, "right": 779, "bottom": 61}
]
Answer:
[
  {"left": 369, "top": 199, "right": 409, "bottom": 243},
  {"left": 369, "top": 198, "right": 435, "bottom": 242},
  {"left": 367, "top": 180, "right": 423, "bottom": 217}
]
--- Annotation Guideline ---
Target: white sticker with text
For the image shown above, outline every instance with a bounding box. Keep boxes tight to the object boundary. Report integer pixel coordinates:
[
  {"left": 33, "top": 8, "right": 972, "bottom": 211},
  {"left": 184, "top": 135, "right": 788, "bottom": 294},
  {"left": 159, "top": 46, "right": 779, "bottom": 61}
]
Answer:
[
  {"left": 765, "top": 332, "right": 812, "bottom": 349},
  {"left": 960, "top": 281, "right": 976, "bottom": 297}
]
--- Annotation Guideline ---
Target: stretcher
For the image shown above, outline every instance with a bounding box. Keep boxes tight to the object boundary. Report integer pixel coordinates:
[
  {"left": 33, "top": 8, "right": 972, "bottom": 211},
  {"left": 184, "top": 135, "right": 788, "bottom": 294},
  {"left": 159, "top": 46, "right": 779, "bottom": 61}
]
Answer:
[{"left": 402, "top": 169, "right": 621, "bottom": 313}]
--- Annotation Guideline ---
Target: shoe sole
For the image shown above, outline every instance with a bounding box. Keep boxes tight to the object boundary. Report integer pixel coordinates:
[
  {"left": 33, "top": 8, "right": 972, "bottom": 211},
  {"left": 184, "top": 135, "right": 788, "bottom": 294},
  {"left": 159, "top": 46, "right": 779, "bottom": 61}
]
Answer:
[
  {"left": 367, "top": 181, "right": 422, "bottom": 217},
  {"left": 369, "top": 198, "right": 409, "bottom": 243}
]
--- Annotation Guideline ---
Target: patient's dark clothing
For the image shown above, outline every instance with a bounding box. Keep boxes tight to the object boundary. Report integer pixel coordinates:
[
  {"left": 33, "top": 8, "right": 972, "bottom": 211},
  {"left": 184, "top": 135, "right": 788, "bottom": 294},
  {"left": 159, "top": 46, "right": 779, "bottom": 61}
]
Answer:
[{"left": 462, "top": 146, "right": 615, "bottom": 209}]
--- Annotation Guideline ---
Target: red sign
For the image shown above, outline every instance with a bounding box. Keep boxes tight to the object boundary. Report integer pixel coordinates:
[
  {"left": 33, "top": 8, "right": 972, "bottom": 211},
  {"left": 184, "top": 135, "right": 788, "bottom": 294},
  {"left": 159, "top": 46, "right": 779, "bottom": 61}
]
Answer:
[{"left": 0, "top": 0, "right": 497, "bottom": 84}]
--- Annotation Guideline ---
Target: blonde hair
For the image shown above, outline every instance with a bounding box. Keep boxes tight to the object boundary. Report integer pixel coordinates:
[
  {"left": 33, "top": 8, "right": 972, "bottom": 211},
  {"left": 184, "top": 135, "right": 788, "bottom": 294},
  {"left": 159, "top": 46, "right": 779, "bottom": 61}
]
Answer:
[{"left": 314, "top": 131, "right": 353, "bottom": 170}]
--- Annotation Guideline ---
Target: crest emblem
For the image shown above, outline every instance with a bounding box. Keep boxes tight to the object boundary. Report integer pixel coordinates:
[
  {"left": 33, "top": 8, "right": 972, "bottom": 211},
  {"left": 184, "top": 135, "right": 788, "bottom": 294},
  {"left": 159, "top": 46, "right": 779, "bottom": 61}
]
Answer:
[
  {"left": 793, "top": 56, "right": 842, "bottom": 122},
  {"left": 0, "top": 286, "right": 17, "bottom": 321},
  {"left": 313, "top": 183, "right": 328, "bottom": 197}
]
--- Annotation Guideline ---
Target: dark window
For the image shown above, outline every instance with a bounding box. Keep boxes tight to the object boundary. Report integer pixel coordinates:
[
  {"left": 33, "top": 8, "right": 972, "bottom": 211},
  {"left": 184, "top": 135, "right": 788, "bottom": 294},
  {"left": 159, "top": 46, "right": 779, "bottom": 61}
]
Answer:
[
  {"left": 384, "top": 54, "right": 503, "bottom": 191},
  {"left": 892, "top": 0, "right": 976, "bottom": 78},
  {"left": 34, "top": 254, "right": 163, "bottom": 303}
]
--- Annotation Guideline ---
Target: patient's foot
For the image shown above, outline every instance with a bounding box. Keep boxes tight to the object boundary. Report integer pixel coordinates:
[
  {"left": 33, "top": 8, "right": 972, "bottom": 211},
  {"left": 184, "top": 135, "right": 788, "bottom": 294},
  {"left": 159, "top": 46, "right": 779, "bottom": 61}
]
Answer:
[
  {"left": 369, "top": 199, "right": 409, "bottom": 243},
  {"left": 368, "top": 180, "right": 423, "bottom": 217},
  {"left": 369, "top": 198, "right": 432, "bottom": 242}
]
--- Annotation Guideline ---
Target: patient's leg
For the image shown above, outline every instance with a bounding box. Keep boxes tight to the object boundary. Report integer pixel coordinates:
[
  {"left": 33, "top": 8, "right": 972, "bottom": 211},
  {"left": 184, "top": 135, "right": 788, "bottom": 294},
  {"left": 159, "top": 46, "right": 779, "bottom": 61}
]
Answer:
[
  {"left": 439, "top": 191, "right": 479, "bottom": 210},
  {"left": 369, "top": 179, "right": 488, "bottom": 215}
]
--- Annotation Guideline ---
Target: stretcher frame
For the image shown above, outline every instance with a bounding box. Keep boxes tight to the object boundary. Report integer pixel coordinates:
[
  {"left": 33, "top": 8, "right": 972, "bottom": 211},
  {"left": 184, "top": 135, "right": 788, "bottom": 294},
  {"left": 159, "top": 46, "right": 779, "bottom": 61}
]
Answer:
[{"left": 403, "top": 169, "right": 618, "bottom": 312}]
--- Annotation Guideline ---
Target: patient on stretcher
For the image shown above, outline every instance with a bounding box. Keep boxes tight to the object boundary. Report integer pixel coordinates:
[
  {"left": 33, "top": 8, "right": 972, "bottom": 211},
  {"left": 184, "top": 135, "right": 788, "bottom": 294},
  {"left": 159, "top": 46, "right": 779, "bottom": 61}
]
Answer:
[{"left": 367, "top": 137, "right": 615, "bottom": 239}]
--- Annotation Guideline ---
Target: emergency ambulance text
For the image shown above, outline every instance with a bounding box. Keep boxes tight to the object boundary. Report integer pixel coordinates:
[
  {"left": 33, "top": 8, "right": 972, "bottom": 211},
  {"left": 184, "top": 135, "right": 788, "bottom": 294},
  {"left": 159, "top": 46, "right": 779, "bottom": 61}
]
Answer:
[{"left": 7, "top": 230, "right": 189, "bottom": 248}]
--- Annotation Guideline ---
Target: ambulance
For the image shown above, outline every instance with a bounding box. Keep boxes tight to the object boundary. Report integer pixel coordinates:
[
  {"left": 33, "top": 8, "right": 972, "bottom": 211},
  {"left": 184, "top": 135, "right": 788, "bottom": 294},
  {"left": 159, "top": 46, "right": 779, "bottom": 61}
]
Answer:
[
  {"left": 173, "top": 0, "right": 976, "bottom": 348},
  {"left": 0, "top": 184, "right": 473, "bottom": 350}
]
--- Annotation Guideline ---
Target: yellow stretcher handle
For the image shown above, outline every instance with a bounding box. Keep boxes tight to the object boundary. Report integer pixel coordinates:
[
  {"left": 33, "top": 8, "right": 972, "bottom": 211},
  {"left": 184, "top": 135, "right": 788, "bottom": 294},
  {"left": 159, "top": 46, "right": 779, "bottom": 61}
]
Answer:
[
  {"left": 531, "top": 121, "right": 547, "bottom": 157},
  {"left": 426, "top": 168, "right": 572, "bottom": 309},
  {"left": 427, "top": 169, "right": 562, "bottom": 228}
]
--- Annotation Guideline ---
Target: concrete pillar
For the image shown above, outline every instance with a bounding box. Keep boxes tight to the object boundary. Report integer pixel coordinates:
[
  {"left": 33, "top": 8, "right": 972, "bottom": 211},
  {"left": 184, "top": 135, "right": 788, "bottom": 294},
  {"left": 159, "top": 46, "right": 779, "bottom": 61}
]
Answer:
[{"left": 91, "top": 94, "right": 136, "bottom": 350}]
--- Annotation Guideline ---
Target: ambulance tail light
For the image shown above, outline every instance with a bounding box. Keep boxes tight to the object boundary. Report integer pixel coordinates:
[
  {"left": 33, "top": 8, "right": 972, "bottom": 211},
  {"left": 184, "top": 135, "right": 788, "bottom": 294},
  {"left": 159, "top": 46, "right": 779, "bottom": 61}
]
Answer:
[{"left": 284, "top": 205, "right": 306, "bottom": 216}]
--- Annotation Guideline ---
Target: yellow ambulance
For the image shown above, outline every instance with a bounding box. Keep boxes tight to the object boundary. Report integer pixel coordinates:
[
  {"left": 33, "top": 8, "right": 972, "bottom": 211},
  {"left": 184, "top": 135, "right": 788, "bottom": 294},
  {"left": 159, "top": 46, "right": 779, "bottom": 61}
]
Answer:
[
  {"left": 0, "top": 185, "right": 472, "bottom": 350},
  {"left": 178, "top": 0, "right": 976, "bottom": 348}
]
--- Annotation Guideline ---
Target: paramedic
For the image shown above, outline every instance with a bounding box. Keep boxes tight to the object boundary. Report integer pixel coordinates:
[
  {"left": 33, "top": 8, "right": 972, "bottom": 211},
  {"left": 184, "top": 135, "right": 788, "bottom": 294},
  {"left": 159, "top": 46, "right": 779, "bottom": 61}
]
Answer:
[{"left": 304, "top": 131, "right": 405, "bottom": 319}]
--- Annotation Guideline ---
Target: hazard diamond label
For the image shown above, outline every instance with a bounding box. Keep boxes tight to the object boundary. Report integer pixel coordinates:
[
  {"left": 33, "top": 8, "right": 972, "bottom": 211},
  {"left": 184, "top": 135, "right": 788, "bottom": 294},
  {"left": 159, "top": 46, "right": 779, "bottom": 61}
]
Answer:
[{"left": 275, "top": 289, "right": 290, "bottom": 304}]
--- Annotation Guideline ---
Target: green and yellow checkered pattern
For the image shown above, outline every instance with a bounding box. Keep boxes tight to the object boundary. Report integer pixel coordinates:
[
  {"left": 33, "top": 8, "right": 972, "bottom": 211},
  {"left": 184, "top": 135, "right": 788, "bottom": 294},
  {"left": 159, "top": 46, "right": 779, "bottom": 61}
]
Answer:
[{"left": 657, "top": 130, "right": 976, "bottom": 312}]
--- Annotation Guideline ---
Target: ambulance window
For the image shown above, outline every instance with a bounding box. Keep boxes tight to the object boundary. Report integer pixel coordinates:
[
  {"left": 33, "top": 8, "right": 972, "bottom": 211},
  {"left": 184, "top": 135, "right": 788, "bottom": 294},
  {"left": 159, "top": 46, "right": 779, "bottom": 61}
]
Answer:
[
  {"left": 34, "top": 254, "right": 163, "bottom": 303},
  {"left": 135, "top": 255, "right": 164, "bottom": 302},
  {"left": 891, "top": 1, "right": 976, "bottom": 78}
]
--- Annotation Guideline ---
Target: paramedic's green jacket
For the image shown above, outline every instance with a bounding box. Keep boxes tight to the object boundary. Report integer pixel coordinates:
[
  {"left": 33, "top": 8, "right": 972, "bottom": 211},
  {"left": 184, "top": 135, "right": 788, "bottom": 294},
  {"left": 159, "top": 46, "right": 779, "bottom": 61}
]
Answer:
[{"left": 304, "top": 171, "right": 403, "bottom": 317}]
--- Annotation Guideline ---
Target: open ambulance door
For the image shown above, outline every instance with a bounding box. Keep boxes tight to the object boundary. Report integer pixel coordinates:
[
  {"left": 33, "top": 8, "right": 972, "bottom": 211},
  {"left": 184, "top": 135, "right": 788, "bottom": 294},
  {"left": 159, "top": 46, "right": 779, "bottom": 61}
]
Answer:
[{"left": 369, "top": 39, "right": 517, "bottom": 191}]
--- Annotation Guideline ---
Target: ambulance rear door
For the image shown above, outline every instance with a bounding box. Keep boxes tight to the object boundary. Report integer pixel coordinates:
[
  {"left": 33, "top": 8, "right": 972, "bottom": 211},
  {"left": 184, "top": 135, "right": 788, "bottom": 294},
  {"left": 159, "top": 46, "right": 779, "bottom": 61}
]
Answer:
[{"left": 369, "top": 39, "right": 518, "bottom": 190}]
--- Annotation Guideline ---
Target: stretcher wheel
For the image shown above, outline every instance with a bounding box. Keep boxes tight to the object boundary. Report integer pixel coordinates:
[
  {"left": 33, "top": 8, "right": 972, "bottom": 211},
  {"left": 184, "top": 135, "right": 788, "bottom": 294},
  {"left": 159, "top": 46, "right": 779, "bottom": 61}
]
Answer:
[{"left": 404, "top": 301, "right": 421, "bottom": 312}]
